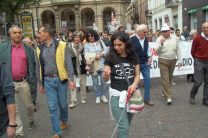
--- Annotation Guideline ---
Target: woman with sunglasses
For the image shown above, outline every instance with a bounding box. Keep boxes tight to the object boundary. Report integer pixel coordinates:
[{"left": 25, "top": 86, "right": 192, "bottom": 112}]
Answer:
[
  {"left": 84, "top": 29, "right": 109, "bottom": 104},
  {"left": 103, "top": 32, "right": 140, "bottom": 138}
]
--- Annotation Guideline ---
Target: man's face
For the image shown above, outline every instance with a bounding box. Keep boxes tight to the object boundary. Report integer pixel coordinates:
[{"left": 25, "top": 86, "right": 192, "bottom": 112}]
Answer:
[
  {"left": 202, "top": 23, "right": 208, "bottom": 36},
  {"left": 176, "top": 31, "right": 180, "bottom": 36},
  {"left": 162, "top": 30, "right": 170, "bottom": 38},
  {"left": 102, "top": 33, "right": 108, "bottom": 39},
  {"left": 9, "top": 27, "right": 22, "bottom": 43},
  {"left": 38, "top": 27, "right": 49, "bottom": 43},
  {"left": 137, "top": 29, "right": 148, "bottom": 39}
]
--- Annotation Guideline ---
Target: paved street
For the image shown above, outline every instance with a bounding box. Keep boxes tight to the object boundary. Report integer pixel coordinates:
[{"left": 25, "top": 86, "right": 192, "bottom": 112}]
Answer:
[{"left": 18, "top": 76, "right": 208, "bottom": 138}]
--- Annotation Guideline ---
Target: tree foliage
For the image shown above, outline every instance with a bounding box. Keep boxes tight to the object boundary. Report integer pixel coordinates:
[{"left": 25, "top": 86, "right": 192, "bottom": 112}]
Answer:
[{"left": 0, "top": 0, "right": 36, "bottom": 23}]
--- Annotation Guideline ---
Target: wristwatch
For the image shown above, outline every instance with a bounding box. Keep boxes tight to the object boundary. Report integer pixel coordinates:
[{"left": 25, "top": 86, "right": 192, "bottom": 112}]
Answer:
[{"left": 8, "top": 124, "right": 18, "bottom": 127}]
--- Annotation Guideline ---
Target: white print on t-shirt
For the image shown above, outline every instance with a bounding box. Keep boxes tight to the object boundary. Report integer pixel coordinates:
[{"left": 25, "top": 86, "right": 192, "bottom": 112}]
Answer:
[{"left": 114, "top": 63, "right": 134, "bottom": 80}]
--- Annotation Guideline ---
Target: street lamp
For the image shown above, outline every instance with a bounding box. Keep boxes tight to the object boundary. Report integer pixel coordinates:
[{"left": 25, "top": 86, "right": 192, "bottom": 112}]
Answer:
[{"left": 35, "top": 0, "right": 40, "bottom": 29}]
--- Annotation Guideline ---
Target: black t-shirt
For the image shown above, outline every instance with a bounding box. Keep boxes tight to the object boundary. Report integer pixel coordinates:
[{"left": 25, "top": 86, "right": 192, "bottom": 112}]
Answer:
[{"left": 104, "top": 57, "right": 137, "bottom": 91}]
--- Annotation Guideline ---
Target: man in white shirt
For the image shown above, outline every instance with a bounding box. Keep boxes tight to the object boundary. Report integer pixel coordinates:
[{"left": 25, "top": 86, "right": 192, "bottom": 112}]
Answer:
[{"left": 155, "top": 24, "right": 182, "bottom": 105}]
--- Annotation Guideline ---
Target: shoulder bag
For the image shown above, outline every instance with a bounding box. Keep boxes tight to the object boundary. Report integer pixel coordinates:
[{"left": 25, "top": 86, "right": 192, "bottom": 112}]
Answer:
[{"left": 119, "top": 62, "right": 144, "bottom": 114}]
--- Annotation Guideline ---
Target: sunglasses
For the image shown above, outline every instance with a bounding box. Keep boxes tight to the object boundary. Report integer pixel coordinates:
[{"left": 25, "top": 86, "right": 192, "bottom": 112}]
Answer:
[
  {"left": 88, "top": 34, "right": 94, "bottom": 38},
  {"left": 162, "top": 30, "right": 169, "bottom": 33}
]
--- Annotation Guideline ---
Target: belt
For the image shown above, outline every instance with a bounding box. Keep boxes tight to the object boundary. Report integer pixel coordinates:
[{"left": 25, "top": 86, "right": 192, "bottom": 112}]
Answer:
[
  {"left": 14, "top": 77, "right": 26, "bottom": 83},
  {"left": 45, "top": 74, "right": 58, "bottom": 78}
]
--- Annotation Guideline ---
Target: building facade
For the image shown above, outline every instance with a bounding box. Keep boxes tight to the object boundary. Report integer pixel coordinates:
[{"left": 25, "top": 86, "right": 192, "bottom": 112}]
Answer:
[
  {"left": 22, "top": 0, "right": 130, "bottom": 34},
  {"left": 124, "top": 0, "right": 148, "bottom": 28},
  {"left": 183, "top": 0, "right": 208, "bottom": 33},
  {"left": 148, "top": 0, "right": 183, "bottom": 32}
]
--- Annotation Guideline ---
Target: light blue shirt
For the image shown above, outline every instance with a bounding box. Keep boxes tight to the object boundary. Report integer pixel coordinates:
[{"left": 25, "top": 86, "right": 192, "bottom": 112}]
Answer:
[{"left": 84, "top": 40, "right": 108, "bottom": 71}]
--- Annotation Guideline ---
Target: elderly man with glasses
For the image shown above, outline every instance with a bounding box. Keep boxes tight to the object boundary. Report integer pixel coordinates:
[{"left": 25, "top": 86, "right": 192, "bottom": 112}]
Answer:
[{"left": 130, "top": 24, "right": 154, "bottom": 106}]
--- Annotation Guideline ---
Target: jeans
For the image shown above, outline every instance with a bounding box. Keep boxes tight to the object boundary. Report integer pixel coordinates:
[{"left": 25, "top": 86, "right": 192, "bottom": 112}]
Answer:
[
  {"left": 91, "top": 70, "right": 109, "bottom": 97},
  {"left": 111, "top": 96, "right": 133, "bottom": 138},
  {"left": 190, "top": 59, "right": 208, "bottom": 100},
  {"left": 140, "top": 63, "right": 151, "bottom": 101},
  {"left": 44, "top": 77, "right": 68, "bottom": 136}
]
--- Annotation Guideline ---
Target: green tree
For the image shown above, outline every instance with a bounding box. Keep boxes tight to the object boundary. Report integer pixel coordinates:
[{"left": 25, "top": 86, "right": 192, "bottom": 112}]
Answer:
[{"left": 0, "top": 0, "right": 36, "bottom": 23}]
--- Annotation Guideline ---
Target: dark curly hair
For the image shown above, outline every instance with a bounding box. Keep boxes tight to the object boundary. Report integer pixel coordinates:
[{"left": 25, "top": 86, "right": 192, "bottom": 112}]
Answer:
[
  {"left": 105, "top": 32, "right": 138, "bottom": 65},
  {"left": 85, "top": 29, "right": 100, "bottom": 42}
]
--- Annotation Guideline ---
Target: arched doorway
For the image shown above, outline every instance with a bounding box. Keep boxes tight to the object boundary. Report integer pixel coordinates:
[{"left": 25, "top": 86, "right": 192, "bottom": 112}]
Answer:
[
  {"left": 41, "top": 10, "right": 56, "bottom": 32},
  {"left": 61, "top": 9, "right": 75, "bottom": 32},
  {"left": 81, "top": 8, "right": 95, "bottom": 29},
  {"left": 103, "top": 7, "right": 115, "bottom": 32}
]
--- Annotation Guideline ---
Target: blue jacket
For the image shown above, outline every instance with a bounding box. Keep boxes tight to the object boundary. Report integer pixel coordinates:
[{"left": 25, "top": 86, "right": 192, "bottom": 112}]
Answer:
[
  {"left": 130, "top": 36, "right": 149, "bottom": 64},
  {"left": 0, "top": 63, "right": 15, "bottom": 136}
]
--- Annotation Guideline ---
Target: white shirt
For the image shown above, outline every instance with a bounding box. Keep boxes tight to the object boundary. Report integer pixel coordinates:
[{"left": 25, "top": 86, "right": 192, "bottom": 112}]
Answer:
[{"left": 201, "top": 32, "right": 208, "bottom": 40}]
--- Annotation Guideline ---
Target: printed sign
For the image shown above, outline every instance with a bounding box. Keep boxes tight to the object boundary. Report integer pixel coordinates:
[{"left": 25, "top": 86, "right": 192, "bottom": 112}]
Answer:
[{"left": 21, "top": 12, "right": 34, "bottom": 38}]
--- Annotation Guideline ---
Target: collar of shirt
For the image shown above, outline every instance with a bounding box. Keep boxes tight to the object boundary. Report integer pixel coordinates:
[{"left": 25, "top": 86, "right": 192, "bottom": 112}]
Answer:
[
  {"left": 44, "top": 39, "right": 54, "bottom": 47},
  {"left": 201, "top": 32, "right": 208, "bottom": 40},
  {"left": 136, "top": 34, "right": 145, "bottom": 41},
  {"left": 12, "top": 42, "right": 23, "bottom": 48}
]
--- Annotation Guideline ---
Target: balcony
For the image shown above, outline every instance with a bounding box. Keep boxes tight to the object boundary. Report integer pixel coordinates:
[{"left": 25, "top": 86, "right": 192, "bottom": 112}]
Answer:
[
  {"left": 165, "top": 0, "right": 179, "bottom": 8},
  {"left": 52, "top": 0, "right": 80, "bottom": 5},
  {"left": 145, "top": 10, "right": 152, "bottom": 17}
]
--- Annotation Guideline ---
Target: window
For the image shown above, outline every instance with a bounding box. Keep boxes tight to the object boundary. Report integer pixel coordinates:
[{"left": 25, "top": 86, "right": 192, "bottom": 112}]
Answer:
[
  {"left": 205, "top": 10, "right": 208, "bottom": 21},
  {"left": 173, "top": 15, "right": 178, "bottom": 29},
  {"left": 155, "top": 19, "right": 157, "bottom": 31},
  {"left": 190, "top": 12, "right": 197, "bottom": 30},
  {"left": 159, "top": 18, "right": 162, "bottom": 29}
]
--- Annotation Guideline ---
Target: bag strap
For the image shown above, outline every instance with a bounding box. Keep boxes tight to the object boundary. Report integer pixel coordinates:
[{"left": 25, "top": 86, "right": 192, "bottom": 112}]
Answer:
[
  {"left": 99, "top": 39, "right": 104, "bottom": 51},
  {"left": 119, "top": 62, "right": 130, "bottom": 87}
]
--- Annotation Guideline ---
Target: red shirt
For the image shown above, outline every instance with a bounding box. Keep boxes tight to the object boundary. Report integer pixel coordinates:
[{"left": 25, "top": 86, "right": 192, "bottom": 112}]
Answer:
[
  {"left": 191, "top": 35, "right": 208, "bottom": 61},
  {"left": 11, "top": 43, "right": 28, "bottom": 80}
]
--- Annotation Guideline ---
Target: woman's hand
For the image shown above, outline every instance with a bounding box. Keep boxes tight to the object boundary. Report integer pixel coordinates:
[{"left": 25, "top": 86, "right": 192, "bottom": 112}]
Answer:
[
  {"left": 103, "top": 65, "right": 111, "bottom": 81},
  {"left": 127, "top": 83, "right": 137, "bottom": 95},
  {"left": 96, "top": 52, "right": 103, "bottom": 60}
]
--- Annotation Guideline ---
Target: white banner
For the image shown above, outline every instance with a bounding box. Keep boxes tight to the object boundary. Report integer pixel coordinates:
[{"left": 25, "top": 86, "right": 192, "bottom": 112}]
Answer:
[{"left": 149, "top": 41, "right": 194, "bottom": 78}]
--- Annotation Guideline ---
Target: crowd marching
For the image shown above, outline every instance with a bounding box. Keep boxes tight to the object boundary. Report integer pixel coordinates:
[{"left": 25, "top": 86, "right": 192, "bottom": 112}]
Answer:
[{"left": 0, "top": 21, "right": 208, "bottom": 138}]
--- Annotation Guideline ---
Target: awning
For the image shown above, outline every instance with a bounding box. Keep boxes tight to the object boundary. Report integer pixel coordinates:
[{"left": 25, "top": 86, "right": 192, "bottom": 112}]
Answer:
[
  {"left": 202, "top": 5, "right": 208, "bottom": 10},
  {"left": 187, "top": 9, "right": 197, "bottom": 14}
]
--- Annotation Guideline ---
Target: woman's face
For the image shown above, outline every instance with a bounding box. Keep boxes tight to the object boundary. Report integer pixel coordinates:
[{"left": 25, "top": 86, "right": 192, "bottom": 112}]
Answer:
[
  {"left": 113, "top": 38, "right": 126, "bottom": 56},
  {"left": 88, "top": 34, "right": 95, "bottom": 43},
  {"left": 73, "top": 36, "right": 81, "bottom": 44}
]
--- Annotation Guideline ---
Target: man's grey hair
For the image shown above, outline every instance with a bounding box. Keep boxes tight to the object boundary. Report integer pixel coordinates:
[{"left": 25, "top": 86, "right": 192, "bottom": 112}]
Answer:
[
  {"left": 136, "top": 24, "right": 148, "bottom": 32},
  {"left": 8, "top": 25, "right": 23, "bottom": 34}
]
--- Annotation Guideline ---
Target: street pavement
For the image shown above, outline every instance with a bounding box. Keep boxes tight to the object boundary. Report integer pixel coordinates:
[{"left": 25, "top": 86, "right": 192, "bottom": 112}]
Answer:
[{"left": 18, "top": 75, "right": 208, "bottom": 138}]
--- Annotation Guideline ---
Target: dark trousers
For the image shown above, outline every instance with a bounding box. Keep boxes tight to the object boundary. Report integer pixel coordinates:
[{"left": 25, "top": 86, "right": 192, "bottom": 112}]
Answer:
[{"left": 190, "top": 59, "right": 208, "bottom": 100}]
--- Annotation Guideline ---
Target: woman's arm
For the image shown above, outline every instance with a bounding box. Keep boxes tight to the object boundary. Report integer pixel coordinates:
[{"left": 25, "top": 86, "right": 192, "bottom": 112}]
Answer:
[
  {"left": 128, "top": 64, "right": 140, "bottom": 94},
  {"left": 103, "top": 65, "right": 111, "bottom": 81}
]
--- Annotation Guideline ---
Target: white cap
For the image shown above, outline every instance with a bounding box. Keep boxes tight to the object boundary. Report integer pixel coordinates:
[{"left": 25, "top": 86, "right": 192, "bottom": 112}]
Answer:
[{"left": 161, "top": 24, "right": 170, "bottom": 31}]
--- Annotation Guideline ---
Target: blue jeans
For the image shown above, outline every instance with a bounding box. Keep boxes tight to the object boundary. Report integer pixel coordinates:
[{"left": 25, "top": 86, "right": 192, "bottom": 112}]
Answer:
[
  {"left": 91, "top": 70, "right": 109, "bottom": 97},
  {"left": 111, "top": 96, "right": 133, "bottom": 138},
  {"left": 140, "top": 64, "right": 151, "bottom": 101},
  {"left": 44, "top": 77, "right": 68, "bottom": 136}
]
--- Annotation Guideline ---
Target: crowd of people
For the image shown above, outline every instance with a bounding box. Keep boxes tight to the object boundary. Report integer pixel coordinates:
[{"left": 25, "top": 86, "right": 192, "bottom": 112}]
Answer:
[{"left": 0, "top": 21, "right": 208, "bottom": 138}]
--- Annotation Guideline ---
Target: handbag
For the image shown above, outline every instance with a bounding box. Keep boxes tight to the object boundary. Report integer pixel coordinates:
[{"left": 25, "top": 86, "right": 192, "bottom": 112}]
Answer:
[{"left": 119, "top": 62, "right": 144, "bottom": 114}]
